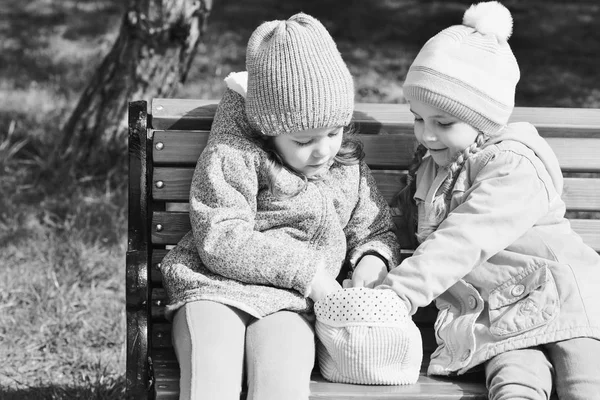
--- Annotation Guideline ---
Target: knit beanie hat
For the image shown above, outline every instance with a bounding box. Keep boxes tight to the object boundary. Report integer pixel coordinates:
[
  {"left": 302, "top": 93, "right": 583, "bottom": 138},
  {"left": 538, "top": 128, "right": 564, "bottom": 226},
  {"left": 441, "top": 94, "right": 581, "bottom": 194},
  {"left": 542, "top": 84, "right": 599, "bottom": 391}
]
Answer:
[
  {"left": 314, "top": 288, "right": 423, "bottom": 385},
  {"left": 245, "top": 13, "right": 354, "bottom": 136},
  {"left": 403, "top": 1, "right": 520, "bottom": 135}
]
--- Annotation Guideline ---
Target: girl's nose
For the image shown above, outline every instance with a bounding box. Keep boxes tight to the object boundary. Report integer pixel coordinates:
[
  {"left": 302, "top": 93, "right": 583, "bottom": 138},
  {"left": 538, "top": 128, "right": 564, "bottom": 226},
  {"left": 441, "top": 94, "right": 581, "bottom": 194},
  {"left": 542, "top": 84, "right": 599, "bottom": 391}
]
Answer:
[
  {"left": 422, "top": 125, "right": 437, "bottom": 142},
  {"left": 312, "top": 139, "right": 329, "bottom": 158}
]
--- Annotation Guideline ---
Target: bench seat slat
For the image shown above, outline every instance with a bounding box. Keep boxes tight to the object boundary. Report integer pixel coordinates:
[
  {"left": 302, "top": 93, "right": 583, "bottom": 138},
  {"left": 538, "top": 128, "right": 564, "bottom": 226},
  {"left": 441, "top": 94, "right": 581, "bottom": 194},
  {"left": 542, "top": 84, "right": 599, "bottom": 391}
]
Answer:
[{"left": 153, "top": 130, "right": 600, "bottom": 173}]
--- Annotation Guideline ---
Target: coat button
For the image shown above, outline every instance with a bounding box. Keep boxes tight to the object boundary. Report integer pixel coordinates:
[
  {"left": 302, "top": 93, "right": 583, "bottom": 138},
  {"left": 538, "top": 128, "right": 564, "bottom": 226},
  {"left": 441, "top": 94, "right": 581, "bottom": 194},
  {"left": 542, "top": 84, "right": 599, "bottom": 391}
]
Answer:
[
  {"left": 468, "top": 295, "right": 478, "bottom": 309},
  {"left": 511, "top": 284, "right": 525, "bottom": 297}
]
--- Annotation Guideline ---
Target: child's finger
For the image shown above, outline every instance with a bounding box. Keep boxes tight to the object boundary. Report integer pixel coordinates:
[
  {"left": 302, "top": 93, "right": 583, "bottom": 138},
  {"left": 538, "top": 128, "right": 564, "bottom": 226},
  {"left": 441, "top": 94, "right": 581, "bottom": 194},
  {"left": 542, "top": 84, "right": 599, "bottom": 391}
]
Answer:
[{"left": 351, "top": 278, "right": 365, "bottom": 288}]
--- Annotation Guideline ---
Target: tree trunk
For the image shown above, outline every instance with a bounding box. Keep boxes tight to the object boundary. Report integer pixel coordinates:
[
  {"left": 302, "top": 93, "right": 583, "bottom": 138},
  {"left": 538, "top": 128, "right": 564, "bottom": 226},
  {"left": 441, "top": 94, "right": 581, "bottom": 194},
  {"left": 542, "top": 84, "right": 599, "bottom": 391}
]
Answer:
[{"left": 60, "top": 0, "right": 212, "bottom": 168}]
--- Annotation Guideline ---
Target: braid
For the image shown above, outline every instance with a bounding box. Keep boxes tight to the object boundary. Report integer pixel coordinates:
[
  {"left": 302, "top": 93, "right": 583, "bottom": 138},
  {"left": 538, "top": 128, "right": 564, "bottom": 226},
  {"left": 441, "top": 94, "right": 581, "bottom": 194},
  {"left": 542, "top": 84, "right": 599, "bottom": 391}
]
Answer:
[{"left": 425, "top": 132, "right": 488, "bottom": 234}]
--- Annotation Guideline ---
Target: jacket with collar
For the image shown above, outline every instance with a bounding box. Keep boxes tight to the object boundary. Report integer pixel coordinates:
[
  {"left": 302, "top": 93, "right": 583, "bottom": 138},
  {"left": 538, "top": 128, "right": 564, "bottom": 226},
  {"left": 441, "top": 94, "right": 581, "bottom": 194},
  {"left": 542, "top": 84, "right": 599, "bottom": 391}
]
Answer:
[
  {"left": 160, "top": 79, "right": 400, "bottom": 320},
  {"left": 380, "top": 122, "right": 600, "bottom": 375}
]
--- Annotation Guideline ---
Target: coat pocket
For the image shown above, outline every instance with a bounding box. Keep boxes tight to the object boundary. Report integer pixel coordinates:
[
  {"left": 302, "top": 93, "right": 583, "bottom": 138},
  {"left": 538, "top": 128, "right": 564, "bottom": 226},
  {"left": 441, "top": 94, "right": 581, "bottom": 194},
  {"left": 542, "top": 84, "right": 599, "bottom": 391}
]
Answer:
[{"left": 488, "top": 263, "right": 559, "bottom": 337}]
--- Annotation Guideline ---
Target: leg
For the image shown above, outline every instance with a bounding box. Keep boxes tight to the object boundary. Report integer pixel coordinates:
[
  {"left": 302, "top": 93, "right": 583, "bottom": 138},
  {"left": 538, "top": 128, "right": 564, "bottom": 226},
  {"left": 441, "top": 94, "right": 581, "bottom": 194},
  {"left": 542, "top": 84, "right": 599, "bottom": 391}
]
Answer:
[
  {"left": 546, "top": 338, "right": 600, "bottom": 400},
  {"left": 245, "top": 311, "right": 316, "bottom": 400},
  {"left": 172, "top": 300, "right": 251, "bottom": 400},
  {"left": 485, "top": 347, "right": 553, "bottom": 400}
]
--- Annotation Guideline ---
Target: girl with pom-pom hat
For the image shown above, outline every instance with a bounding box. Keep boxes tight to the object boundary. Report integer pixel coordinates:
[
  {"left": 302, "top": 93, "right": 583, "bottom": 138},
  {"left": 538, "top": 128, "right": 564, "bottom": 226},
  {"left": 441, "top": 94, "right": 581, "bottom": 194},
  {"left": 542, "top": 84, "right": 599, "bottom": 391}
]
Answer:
[{"left": 373, "top": 1, "right": 600, "bottom": 398}]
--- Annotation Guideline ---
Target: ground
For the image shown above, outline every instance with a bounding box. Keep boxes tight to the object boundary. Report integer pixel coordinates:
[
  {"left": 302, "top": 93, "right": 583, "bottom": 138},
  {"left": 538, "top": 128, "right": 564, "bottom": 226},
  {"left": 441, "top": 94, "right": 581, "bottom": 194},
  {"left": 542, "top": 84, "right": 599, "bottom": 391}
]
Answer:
[{"left": 1, "top": 0, "right": 599, "bottom": 398}]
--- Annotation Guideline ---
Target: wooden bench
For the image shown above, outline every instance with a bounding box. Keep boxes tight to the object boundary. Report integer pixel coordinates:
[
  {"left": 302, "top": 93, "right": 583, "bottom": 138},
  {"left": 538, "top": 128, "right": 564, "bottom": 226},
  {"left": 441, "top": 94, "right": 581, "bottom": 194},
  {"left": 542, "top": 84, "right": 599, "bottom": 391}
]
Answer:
[{"left": 127, "top": 98, "right": 600, "bottom": 400}]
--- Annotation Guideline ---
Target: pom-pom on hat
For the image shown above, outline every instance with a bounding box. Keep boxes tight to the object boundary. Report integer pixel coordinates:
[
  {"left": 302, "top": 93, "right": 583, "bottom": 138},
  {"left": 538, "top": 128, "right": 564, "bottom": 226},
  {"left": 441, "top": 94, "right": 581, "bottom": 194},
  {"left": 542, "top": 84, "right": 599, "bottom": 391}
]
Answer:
[
  {"left": 245, "top": 13, "right": 354, "bottom": 136},
  {"left": 314, "top": 287, "right": 423, "bottom": 385},
  {"left": 403, "top": 1, "right": 520, "bottom": 135}
]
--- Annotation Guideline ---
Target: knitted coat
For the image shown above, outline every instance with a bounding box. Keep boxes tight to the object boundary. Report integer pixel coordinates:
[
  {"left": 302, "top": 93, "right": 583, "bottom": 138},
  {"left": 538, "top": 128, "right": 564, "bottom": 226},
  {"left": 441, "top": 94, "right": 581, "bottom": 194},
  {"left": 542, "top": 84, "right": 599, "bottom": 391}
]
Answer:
[{"left": 160, "top": 88, "right": 400, "bottom": 320}]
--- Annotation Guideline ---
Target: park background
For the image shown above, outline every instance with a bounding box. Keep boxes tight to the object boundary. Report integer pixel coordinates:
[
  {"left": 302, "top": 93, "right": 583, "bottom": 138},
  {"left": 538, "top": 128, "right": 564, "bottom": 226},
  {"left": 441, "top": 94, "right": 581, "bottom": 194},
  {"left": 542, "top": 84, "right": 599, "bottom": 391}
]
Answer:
[{"left": 1, "top": 0, "right": 599, "bottom": 398}]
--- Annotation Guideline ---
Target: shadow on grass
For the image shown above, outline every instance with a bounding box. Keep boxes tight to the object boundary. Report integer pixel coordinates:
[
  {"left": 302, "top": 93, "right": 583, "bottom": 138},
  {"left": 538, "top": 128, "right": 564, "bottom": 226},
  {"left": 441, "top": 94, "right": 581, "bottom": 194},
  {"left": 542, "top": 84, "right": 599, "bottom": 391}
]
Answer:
[{"left": 0, "top": 376, "right": 126, "bottom": 400}]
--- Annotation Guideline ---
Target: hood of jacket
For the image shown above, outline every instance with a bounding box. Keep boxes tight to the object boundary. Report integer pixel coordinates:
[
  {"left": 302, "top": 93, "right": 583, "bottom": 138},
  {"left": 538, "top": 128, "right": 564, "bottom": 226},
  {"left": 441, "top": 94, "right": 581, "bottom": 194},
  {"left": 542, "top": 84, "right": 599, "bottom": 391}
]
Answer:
[{"left": 486, "top": 122, "right": 563, "bottom": 195}]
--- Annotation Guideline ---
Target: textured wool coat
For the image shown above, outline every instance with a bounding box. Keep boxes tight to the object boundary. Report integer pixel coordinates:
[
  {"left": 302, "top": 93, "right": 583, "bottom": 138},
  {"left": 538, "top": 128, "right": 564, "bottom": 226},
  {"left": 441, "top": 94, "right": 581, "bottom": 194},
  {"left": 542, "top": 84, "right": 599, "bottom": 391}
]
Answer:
[
  {"left": 160, "top": 87, "right": 400, "bottom": 320},
  {"left": 380, "top": 122, "right": 600, "bottom": 375}
]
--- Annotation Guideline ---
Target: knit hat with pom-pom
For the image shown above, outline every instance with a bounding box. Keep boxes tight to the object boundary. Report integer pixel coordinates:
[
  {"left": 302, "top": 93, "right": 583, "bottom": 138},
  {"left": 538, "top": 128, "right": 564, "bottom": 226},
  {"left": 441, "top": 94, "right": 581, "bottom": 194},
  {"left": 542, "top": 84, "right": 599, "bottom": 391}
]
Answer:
[
  {"left": 245, "top": 13, "right": 354, "bottom": 136},
  {"left": 314, "top": 287, "right": 423, "bottom": 385},
  {"left": 403, "top": 1, "right": 520, "bottom": 135}
]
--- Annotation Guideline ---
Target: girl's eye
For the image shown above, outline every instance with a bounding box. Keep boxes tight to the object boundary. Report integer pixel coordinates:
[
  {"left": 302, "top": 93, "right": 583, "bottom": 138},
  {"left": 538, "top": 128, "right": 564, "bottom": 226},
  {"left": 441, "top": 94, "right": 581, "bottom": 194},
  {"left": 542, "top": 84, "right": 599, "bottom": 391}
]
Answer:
[
  {"left": 328, "top": 129, "right": 341, "bottom": 138},
  {"left": 413, "top": 116, "right": 423, "bottom": 122},
  {"left": 295, "top": 140, "right": 313, "bottom": 147},
  {"left": 437, "top": 121, "right": 453, "bottom": 127}
]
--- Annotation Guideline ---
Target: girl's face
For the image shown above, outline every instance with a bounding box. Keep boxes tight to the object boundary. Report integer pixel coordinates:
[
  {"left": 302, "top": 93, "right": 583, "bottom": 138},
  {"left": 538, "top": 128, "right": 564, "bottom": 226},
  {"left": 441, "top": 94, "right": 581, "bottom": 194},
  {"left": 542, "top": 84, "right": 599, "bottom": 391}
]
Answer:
[
  {"left": 272, "top": 126, "right": 343, "bottom": 178},
  {"left": 409, "top": 99, "right": 479, "bottom": 167}
]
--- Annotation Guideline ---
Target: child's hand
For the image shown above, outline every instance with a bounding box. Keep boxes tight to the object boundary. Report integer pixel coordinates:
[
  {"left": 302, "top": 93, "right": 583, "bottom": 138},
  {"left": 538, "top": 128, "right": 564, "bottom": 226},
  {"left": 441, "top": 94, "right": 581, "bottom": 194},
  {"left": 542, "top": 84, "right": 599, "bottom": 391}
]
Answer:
[
  {"left": 350, "top": 254, "right": 388, "bottom": 288},
  {"left": 308, "top": 263, "right": 342, "bottom": 303}
]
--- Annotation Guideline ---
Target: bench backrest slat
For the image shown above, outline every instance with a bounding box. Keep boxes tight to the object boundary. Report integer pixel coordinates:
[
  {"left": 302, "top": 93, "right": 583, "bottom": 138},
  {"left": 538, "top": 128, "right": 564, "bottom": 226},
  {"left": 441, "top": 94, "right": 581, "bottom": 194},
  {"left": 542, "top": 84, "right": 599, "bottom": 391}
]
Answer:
[
  {"left": 152, "top": 167, "right": 600, "bottom": 212},
  {"left": 150, "top": 209, "right": 600, "bottom": 253},
  {"left": 151, "top": 100, "right": 600, "bottom": 139},
  {"left": 153, "top": 130, "right": 600, "bottom": 173}
]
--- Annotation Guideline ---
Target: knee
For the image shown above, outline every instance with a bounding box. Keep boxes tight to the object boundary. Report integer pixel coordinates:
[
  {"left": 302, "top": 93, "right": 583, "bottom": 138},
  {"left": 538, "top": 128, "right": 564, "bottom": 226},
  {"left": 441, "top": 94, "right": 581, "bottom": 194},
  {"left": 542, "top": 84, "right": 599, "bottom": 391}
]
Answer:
[
  {"left": 488, "top": 382, "right": 550, "bottom": 400},
  {"left": 486, "top": 362, "right": 551, "bottom": 400},
  {"left": 245, "top": 313, "right": 315, "bottom": 400}
]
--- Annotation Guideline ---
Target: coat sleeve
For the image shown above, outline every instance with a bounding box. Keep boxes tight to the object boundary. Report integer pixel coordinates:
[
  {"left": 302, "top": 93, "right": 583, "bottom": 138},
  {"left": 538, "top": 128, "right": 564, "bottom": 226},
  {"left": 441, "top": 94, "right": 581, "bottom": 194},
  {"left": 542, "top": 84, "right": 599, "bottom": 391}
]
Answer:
[
  {"left": 188, "top": 90, "right": 323, "bottom": 297},
  {"left": 344, "top": 161, "right": 401, "bottom": 271},
  {"left": 379, "top": 148, "right": 553, "bottom": 315}
]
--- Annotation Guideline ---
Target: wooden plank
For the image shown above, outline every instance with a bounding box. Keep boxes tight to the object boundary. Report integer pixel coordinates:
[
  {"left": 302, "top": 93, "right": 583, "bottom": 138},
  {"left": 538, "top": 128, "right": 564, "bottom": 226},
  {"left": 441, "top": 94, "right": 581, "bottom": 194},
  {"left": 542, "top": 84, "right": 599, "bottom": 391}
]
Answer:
[
  {"left": 152, "top": 129, "right": 600, "bottom": 172},
  {"left": 570, "top": 219, "right": 600, "bottom": 252},
  {"left": 152, "top": 131, "right": 418, "bottom": 168},
  {"left": 545, "top": 138, "right": 600, "bottom": 172},
  {"left": 151, "top": 100, "right": 216, "bottom": 130},
  {"left": 152, "top": 167, "right": 600, "bottom": 212},
  {"left": 151, "top": 169, "right": 408, "bottom": 202},
  {"left": 151, "top": 211, "right": 600, "bottom": 251},
  {"left": 307, "top": 376, "right": 488, "bottom": 399},
  {"left": 152, "top": 322, "right": 173, "bottom": 349},
  {"left": 149, "top": 247, "right": 417, "bottom": 286},
  {"left": 562, "top": 177, "right": 600, "bottom": 210},
  {"left": 149, "top": 211, "right": 414, "bottom": 248},
  {"left": 151, "top": 99, "right": 600, "bottom": 139},
  {"left": 153, "top": 130, "right": 210, "bottom": 165},
  {"left": 151, "top": 249, "right": 168, "bottom": 285}
]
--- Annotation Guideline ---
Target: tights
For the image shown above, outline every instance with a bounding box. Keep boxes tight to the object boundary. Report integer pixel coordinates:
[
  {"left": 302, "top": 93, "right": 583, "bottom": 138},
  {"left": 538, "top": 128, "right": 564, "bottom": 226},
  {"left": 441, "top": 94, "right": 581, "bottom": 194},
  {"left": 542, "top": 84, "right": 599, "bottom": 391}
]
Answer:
[
  {"left": 172, "top": 300, "right": 316, "bottom": 400},
  {"left": 485, "top": 338, "right": 600, "bottom": 400}
]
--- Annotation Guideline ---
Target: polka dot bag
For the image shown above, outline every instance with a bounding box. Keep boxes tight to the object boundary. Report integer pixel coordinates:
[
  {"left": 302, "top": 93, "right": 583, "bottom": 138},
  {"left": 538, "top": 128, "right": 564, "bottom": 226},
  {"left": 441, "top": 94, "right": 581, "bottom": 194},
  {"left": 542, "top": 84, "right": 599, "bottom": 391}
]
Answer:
[{"left": 314, "top": 287, "right": 422, "bottom": 385}]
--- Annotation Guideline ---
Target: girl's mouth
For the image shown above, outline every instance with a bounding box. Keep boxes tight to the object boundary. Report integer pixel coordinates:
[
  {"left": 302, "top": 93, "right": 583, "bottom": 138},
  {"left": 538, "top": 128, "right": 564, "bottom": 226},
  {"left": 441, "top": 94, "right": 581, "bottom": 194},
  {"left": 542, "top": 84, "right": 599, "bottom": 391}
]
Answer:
[{"left": 429, "top": 147, "right": 447, "bottom": 153}]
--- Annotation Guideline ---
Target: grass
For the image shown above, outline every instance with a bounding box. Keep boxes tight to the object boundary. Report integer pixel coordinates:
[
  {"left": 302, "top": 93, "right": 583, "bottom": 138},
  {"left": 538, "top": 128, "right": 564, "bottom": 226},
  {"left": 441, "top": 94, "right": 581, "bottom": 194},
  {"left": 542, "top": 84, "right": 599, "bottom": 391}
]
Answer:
[{"left": 1, "top": 0, "right": 599, "bottom": 398}]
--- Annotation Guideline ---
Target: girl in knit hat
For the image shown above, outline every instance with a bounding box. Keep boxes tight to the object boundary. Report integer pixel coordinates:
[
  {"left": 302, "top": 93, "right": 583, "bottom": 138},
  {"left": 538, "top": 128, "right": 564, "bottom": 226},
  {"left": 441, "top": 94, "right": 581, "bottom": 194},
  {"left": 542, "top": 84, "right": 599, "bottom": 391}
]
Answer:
[
  {"left": 374, "top": 2, "right": 600, "bottom": 399},
  {"left": 159, "top": 13, "right": 400, "bottom": 400}
]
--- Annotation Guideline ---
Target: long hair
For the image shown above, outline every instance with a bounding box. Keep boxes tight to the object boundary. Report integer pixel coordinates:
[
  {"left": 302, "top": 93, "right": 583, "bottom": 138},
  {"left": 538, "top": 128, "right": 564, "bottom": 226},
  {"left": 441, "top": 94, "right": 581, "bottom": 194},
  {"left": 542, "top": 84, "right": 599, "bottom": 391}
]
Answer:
[
  {"left": 394, "top": 144, "right": 428, "bottom": 248},
  {"left": 254, "top": 124, "right": 364, "bottom": 199},
  {"left": 396, "top": 132, "right": 488, "bottom": 243}
]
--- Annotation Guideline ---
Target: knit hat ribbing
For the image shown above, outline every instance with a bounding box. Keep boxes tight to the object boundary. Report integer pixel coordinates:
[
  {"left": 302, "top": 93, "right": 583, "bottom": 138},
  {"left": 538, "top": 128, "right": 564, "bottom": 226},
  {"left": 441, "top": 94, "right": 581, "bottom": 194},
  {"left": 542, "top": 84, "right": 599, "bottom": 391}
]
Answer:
[
  {"left": 245, "top": 13, "right": 354, "bottom": 136},
  {"left": 314, "top": 288, "right": 423, "bottom": 385},
  {"left": 403, "top": 1, "right": 520, "bottom": 135}
]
